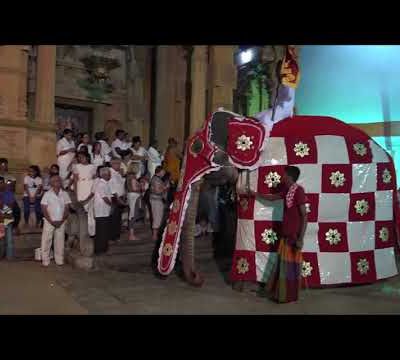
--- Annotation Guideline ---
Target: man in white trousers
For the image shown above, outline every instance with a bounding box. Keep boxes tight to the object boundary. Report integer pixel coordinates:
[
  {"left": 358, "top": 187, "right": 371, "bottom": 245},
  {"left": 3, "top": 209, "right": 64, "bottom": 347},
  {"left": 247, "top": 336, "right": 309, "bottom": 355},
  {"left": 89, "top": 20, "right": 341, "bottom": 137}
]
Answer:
[{"left": 40, "top": 174, "right": 71, "bottom": 266}]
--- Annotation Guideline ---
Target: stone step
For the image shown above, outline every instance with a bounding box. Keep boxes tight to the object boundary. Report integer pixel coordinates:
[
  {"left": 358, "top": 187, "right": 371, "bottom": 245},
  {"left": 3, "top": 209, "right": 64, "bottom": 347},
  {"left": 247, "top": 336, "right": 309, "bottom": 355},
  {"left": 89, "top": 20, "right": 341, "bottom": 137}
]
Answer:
[
  {"left": 65, "top": 232, "right": 216, "bottom": 272},
  {"left": 105, "top": 239, "right": 213, "bottom": 254}
]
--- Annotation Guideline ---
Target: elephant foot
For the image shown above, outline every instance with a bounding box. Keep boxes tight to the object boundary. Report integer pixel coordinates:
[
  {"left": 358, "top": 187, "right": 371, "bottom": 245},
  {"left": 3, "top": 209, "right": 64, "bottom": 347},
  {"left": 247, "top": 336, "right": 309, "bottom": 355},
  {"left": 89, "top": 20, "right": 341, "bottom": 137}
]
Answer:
[
  {"left": 153, "top": 271, "right": 168, "bottom": 281},
  {"left": 232, "top": 281, "right": 244, "bottom": 292},
  {"left": 184, "top": 270, "right": 204, "bottom": 287}
]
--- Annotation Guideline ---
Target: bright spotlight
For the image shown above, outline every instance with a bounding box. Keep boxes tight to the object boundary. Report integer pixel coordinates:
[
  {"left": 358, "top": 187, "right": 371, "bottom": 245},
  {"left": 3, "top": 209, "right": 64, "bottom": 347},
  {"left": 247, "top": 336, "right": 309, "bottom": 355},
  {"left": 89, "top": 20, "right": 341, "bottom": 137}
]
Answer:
[{"left": 240, "top": 49, "right": 253, "bottom": 65}]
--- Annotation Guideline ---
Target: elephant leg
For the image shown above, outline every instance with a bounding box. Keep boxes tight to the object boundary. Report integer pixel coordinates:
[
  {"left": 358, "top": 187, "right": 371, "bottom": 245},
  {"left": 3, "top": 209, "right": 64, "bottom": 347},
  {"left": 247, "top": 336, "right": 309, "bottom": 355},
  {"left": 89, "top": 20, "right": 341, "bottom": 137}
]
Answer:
[
  {"left": 232, "top": 281, "right": 244, "bottom": 292},
  {"left": 180, "top": 180, "right": 204, "bottom": 287}
]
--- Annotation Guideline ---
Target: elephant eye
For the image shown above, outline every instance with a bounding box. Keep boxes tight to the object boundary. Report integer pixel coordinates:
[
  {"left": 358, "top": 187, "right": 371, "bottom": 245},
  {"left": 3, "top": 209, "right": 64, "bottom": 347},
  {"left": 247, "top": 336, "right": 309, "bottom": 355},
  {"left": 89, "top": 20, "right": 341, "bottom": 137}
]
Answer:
[{"left": 190, "top": 138, "right": 204, "bottom": 155}]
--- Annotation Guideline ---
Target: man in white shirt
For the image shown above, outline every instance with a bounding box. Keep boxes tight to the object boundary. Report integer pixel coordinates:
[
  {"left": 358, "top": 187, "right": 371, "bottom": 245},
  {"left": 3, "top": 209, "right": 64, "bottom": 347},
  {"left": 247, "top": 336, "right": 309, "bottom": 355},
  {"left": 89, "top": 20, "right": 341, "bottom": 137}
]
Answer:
[
  {"left": 56, "top": 129, "right": 76, "bottom": 183},
  {"left": 123, "top": 131, "right": 132, "bottom": 150},
  {"left": 109, "top": 159, "right": 126, "bottom": 242},
  {"left": 147, "top": 140, "right": 163, "bottom": 178},
  {"left": 40, "top": 175, "right": 71, "bottom": 266},
  {"left": 111, "top": 129, "right": 127, "bottom": 159},
  {"left": 131, "top": 136, "right": 148, "bottom": 178},
  {"left": 92, "top": 166, "right": 112, "bottom": 254}
]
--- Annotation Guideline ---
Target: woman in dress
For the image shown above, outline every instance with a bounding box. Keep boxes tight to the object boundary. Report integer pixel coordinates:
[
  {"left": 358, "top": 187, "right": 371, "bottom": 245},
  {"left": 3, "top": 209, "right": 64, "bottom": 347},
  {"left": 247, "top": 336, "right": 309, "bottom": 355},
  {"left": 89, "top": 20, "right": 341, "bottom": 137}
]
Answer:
[
  {"left": 126, "top": 163, "right": 142, "bottom": 241},
  {"left": 91, "top": 141, "right": 109, "bottom": 168},
  {"left": 56, "top": 129, "right": 76, "bottom": 185},
  {"left": 73, "top": 152, "right": 97, "bottom": 253},
  {"left": 149, "top": 166, "right": 169, "bottom": 241},
  {"left": 73, "top": 152, "right": 96, "bottom": 206},
  {"left": 77, "top": 133, "right": 93, "bottom": 156},
  {"left": 23, "top": 165, "right": 43, "bottom": 228},
  {"left": 131, "top": 136, "right": 148, "bottom": 179}
]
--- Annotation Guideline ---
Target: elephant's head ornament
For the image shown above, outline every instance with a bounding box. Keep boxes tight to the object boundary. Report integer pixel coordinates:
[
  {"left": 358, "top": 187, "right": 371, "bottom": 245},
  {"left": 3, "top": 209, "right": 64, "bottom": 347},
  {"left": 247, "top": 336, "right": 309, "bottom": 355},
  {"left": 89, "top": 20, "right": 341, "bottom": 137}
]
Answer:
[{"left": 157, "top": 110, "right": 267, "bottom": 284}]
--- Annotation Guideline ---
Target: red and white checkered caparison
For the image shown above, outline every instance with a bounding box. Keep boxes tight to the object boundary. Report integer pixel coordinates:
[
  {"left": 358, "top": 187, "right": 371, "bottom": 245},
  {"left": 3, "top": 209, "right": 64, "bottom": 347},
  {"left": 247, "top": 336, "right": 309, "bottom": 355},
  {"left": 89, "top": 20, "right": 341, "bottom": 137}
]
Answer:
[{"left": 231, "top": 115, "right": 399, "bottom": 287}]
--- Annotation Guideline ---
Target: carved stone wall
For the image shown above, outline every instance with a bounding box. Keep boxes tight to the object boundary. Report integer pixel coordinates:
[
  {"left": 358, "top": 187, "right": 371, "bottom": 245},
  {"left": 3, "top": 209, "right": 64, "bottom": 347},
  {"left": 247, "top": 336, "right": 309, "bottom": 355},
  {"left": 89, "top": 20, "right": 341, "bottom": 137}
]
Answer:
[
  {"left": 28, "top": 45, "right": 151, "bottom": 143},
  {"left": 54, "top": 46, "right": 127, "bottom": 103}
]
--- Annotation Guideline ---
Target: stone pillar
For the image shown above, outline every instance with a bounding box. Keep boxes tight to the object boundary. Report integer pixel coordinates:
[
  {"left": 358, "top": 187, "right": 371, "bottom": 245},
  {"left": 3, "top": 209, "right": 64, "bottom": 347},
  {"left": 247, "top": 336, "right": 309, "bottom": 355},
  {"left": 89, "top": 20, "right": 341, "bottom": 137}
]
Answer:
[
  {"left": 0, "top": 45, "right": 28, "bottom": 121},
  {"left": 174, "top": 47, "right": 187, "bottom": 145},
  {"left": 27, "top": 45, "right": 57, "bottom": 169},
  {"left": 189, "top": 46, "right": 207, "bottom": 135},
  {"left": 207, "top": 46, "right": 237, "bottom": 112},
  {"left": 153, "top": 46, "right": 189, "bottom": 151},
  {"left": 0, "top": 46, "right": 30, "bottom": 193},
  {"left": 35, "top": 46, "right": 56, "bottom": 124}
]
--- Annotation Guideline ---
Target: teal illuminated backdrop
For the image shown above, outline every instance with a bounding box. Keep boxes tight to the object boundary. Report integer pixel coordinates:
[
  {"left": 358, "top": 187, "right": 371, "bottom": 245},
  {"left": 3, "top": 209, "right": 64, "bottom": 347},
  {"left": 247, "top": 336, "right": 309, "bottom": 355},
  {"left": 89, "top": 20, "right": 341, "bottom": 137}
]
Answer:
[
  {"left": 296, "top": 45, "right": 400, "bottom": 183},
  {"left": 296, "top": 45, "right": 400, "bottom": 124}
]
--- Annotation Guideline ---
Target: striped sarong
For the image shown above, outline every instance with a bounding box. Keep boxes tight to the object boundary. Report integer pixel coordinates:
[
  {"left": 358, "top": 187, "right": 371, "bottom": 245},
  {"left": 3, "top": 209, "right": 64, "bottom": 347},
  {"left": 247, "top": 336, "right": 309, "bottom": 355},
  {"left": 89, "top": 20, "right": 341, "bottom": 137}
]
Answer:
[{"left": 265, "top": 237, "right": 302, "bottom": 303}]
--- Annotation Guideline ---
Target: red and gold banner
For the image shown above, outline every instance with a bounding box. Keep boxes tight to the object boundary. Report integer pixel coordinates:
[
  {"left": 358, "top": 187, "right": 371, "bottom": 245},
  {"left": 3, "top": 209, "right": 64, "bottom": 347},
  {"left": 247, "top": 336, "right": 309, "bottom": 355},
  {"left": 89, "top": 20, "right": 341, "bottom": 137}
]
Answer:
[{"left": 281, "top": 45, "right": 300, "bottom": 89}]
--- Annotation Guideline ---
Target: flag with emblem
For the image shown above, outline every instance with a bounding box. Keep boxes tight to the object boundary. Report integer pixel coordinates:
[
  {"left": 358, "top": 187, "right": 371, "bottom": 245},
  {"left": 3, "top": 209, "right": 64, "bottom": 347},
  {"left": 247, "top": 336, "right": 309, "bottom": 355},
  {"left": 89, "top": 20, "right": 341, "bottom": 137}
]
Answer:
[{"left": 280, "top": 45, "right": 300, "bottom": 89}]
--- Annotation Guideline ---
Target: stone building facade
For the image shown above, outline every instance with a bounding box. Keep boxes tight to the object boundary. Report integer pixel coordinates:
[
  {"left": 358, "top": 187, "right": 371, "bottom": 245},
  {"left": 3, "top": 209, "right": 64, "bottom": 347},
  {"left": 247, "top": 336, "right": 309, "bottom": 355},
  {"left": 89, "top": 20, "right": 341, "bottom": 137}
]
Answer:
[{"left": 0, "top": 45, "right": 237, "bottom": 193}]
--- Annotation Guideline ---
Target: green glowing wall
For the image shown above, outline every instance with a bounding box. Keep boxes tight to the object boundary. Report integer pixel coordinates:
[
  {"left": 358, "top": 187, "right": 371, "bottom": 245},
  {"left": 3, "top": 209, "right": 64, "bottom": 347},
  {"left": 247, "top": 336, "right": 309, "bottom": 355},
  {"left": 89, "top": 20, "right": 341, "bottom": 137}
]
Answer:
[{"left": 247, "top": 79, "right": 269, "bottom": 116}]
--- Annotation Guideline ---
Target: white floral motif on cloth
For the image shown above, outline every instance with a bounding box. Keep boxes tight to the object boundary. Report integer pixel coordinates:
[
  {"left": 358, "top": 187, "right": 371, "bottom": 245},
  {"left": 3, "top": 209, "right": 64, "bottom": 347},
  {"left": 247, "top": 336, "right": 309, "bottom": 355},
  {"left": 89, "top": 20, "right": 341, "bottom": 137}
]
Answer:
[
  {"left": 379, "top": 227, "right": 389, "bottom": 242},
  {"left": 382, "top": 168, "right": 392, "bottom": 184},
  {"left": 329, "top": 171, "right": 346, "bottom": 188},
  {"left": 302, "top": 261, "right": 313, "bottom": 278},
  {"left": 286, "top": 183, "right": 299, "bottom": 209},
  {"left": 162, "top": 243, "right": 173, "bottom": 257},
  {"left": 354, "top": 199, "right": 369, "bottom": 216},
  {"left": 261, "top": 228, "right": 278, "bottom": 245},
  {"left": 353, "top": 143, "right": 367, "bottom": 156},
  {"left": 293, "top": 141, "right": 310, "bottom": 158},
  {"left": 325, "top": 228, "right": 342, "bottom": 245},
  {"left": 305, "top": 203, "right": 311, "bottom": 213},
  {"left": 264, "top": 172, "right": 281, "bottom": 188},
  {"left": 235, "top": 134, "right": 254, "bottom": 152},
  {"left": 236, "top": 257, "right": 249, "bottom": 274},
  {"left": 357, "top": 258, "right": 369, "bottom": 275}
]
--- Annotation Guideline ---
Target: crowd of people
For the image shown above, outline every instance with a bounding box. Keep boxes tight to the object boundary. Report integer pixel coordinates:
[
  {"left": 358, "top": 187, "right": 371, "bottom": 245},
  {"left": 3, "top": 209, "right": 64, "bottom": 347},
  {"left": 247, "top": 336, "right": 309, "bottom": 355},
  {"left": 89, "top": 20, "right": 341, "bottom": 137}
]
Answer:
[{"left": 0, "top": 130, "right": 184, "bottom": 267}]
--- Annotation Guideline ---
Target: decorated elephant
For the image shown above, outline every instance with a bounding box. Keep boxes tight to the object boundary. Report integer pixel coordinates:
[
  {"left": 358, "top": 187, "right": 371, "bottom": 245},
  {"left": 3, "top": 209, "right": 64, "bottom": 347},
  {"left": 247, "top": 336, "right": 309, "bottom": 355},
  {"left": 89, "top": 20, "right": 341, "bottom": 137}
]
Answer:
[{"left": 156, "top": 109, "right": 399, "bottom": 289}]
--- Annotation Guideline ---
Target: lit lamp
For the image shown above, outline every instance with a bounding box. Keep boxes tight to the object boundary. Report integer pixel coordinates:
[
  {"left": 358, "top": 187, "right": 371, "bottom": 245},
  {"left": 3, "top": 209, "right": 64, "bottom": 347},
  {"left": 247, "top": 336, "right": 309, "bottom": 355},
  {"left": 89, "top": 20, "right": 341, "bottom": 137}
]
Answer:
[{"left": 235, "top": 47, "right": 259, "bottom": 67}]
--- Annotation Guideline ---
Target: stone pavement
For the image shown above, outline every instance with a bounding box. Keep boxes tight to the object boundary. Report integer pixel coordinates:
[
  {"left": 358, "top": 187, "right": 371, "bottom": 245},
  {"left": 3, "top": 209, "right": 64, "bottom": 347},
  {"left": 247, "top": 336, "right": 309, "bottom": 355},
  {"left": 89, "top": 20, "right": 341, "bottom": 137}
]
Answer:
[
  {"left": 0, "top": 261, "right": 87, "bottom": 315},
  {"left": 1, "top": 228, "right": 400, "bottom": 315}
]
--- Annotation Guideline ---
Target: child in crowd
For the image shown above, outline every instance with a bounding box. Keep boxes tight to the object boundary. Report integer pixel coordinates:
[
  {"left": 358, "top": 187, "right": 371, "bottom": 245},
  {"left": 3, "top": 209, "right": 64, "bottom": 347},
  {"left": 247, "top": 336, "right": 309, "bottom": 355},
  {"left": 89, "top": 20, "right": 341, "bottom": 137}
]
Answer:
[
  {"left": 139, "top": 173, "right": 151, "bottom": 223},
  {"left": 42, "top": 164, "right": 60, "bottom": 192},
  {"left": 126, "top": 163, "right": 142, "bottom": 241},
  {"left": 121, "top": 149, "right": 133, "bottom": 177},
  {"left": 23, "top": 165, "right": 43, "bottom": 228},
  {"left": 0, "top": 196, "right": 14, "bottom": 260}
]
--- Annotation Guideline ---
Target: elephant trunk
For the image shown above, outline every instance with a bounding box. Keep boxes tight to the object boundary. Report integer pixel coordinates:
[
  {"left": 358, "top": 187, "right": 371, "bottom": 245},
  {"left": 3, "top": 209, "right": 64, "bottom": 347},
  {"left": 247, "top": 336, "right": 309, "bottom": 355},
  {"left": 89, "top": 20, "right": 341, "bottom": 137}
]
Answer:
[{"left": 180, "top": 179, "right": 204, "bottom": 287}]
